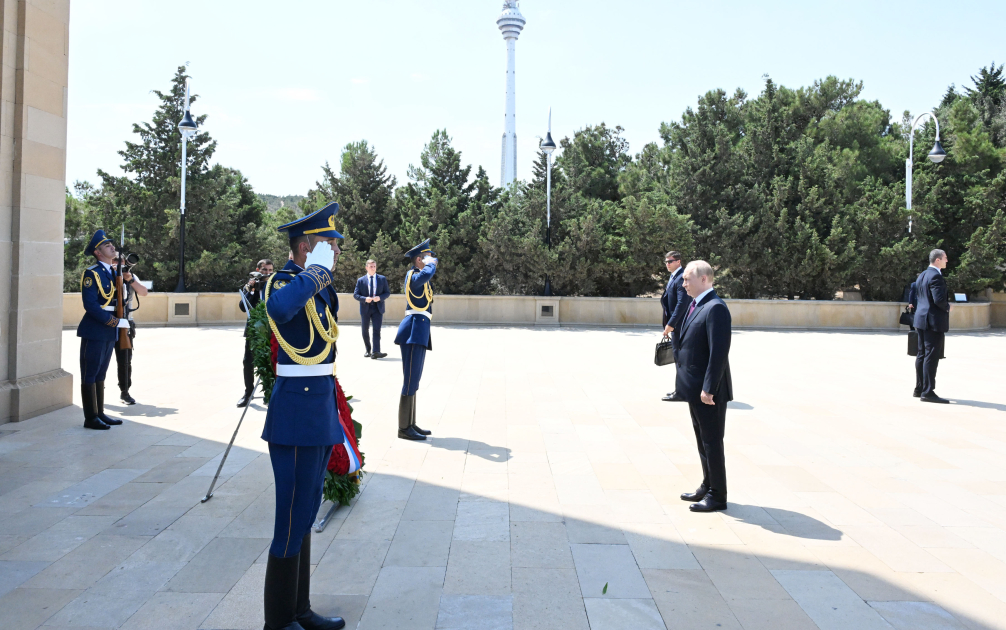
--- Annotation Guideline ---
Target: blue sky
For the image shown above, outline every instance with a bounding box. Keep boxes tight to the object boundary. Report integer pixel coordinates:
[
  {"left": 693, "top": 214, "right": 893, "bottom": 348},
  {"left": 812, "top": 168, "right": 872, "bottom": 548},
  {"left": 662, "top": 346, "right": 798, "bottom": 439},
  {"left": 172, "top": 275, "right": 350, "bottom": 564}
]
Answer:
[{"left": 68, "top": 0, "right": 1006, "bottom": 197}]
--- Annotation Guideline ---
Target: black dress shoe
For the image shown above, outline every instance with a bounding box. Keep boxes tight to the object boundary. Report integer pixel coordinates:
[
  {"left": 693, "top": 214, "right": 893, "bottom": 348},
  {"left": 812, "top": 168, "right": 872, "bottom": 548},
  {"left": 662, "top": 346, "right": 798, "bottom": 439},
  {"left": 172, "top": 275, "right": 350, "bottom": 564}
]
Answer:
[
  {"left": 662, "top": 392, "right": 686, "bottom": 402},
  {"left": 372, "top": 352, "right": 387, "bottom": 359},
  {"left": 921, "top": 394, "right": 950, "bottom": 404},
  {"left": 120, "top": 391, "right": 136, "bottom": 405},
  {"left": 364, "top": 351, "right": 371, "bottom": 358},
  {"left": 912, "top": 389, "right": 922, "bottom": 398},
  {"left": 84, "top": 416, "right": 110, "bottom": 430},
  {"left": 295, "top": 610, "right": 344, "bottom": 630},
  {"left": 398, "top": 426, "right": 426, "bottom": 441},
  {"left": 680, "top": 486, "right": 708, "bottom": 502},
  {"left": 689, "top": 496, "right": 727, "bottom": 512},
  {"left": 237, "top": 392, "right": 252, "bottom": 408}
]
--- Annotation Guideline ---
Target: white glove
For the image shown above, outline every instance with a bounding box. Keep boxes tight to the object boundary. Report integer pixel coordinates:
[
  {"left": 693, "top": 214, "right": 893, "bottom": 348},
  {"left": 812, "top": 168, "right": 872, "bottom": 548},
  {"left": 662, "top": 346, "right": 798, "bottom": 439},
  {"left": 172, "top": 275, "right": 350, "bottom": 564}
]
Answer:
[
  {"left": 304, "top": 241, "right": 334, "bottom": 271},
  {"left": 422, "top": 255, "right": 437, "bottom": 265},
  {"left": 116, "top": 318, "right": 130, "bottom": 329}
]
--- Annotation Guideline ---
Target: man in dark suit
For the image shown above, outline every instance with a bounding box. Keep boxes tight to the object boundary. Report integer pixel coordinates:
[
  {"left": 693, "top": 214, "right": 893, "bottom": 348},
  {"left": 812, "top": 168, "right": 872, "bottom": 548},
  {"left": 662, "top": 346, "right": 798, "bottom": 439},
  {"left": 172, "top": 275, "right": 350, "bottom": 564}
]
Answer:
[
  {"left": 237, "top": 259, "right": 274, "bottom": 407},
  {"left": 353, "top": 259, "right": 391, "bottom": 359},
  {"left": 676, "top": 261, "right": 733, "bottom": 513},
  {"left": 913, "top": 249, "right": 952, "bottom": 403},
  {"left": 661, "top": 251, "right": 689, "bottom": 402}
]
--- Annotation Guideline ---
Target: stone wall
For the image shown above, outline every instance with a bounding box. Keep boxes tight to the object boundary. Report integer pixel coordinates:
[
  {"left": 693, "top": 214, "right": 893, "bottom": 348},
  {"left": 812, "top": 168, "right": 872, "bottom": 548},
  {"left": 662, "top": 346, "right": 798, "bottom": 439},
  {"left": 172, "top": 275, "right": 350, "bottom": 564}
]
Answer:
[
  {"left": 992, "top": 291, "right": 1006, "bottom": 329},
  {"left": 1, "top": 0, "right": 73, "bottom": 424},
  {"left": 64, "top": 292, "right": 995, "bottom": 331}
]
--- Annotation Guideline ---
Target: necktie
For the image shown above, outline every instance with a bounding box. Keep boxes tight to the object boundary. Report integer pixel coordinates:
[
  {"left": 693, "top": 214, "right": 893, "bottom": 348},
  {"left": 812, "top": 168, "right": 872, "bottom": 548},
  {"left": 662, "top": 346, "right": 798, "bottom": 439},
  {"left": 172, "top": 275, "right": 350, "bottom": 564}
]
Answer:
[
  {"left": 687, "top": 299, "right": 697, "bottom": 321},
  {"left": 370, "top": 276, "right": 375, "bottom": 297}
]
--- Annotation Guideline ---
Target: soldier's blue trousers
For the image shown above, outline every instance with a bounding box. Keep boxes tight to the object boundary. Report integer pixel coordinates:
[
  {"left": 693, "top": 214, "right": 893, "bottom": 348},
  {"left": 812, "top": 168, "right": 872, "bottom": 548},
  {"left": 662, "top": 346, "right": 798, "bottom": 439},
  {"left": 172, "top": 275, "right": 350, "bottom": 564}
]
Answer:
[
  {"left": 400, "top": 343, "right": 427, "bottom": 396},
  {"left": 268, "top": 443, "right": 332, "bottom": 558},
  {"left": 79, "top": 338, "right": 115, "bottom": 385}
]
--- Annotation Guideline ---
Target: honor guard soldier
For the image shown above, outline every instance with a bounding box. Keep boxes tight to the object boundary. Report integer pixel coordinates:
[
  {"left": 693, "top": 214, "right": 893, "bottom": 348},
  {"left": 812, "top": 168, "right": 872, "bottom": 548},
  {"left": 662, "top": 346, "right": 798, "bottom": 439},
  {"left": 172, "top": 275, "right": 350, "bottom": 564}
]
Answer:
[
  {"left": 394, "top": 239, "right": 437, "bottom": 440},
  {"left": 77, "top": 230, "right": 131, "bottom": 430},
  {"left": 261, "top": 203, "right": 346, "bottom": 630}
]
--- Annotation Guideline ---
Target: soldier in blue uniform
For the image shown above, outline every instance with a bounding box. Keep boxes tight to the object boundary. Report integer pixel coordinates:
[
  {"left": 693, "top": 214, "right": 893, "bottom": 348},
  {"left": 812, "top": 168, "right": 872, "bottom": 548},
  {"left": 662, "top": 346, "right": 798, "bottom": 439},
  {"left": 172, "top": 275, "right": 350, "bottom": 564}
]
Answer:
[
  {"left": 261, "top": 203, "right": 346, "bottom": 630},
  {"left": 394, "top": 239, "right": 437, "bottom": 441},
  {"left": 77, "top": 230, "right": 132, "bottom": 430}
]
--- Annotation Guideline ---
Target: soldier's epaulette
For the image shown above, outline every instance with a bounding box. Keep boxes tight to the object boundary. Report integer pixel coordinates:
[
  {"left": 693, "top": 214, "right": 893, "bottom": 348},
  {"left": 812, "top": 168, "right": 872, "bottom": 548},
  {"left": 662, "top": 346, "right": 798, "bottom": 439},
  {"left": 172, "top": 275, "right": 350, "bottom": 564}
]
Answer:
[{"left": 267, "top": 271, "right": 297, "bottom": 292}]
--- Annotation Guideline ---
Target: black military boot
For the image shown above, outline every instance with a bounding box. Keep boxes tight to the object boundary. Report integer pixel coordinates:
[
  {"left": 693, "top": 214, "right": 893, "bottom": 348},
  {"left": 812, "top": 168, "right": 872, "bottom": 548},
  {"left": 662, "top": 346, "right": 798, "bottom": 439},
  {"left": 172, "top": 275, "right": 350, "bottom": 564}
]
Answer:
[
  {"left": 411, "top": 396, "right": 431, "bottom": 436},
  {"left": 117, "top": 348, "right": 135, "bottom": 404},
  {"left": 295, "top": 533, "right": 345, "bottom": 630},
  {"left": 94, "top": 382, "right": 123, "bottom": 426},
  {"left": 397, "top": 395, "right": 424, "bottom": 440},
  {"left": 81, "top": 384, "right": 109, "bottom": 430},
  {"left": 264, "top": 553, "right": 305, "bottom": 630}
]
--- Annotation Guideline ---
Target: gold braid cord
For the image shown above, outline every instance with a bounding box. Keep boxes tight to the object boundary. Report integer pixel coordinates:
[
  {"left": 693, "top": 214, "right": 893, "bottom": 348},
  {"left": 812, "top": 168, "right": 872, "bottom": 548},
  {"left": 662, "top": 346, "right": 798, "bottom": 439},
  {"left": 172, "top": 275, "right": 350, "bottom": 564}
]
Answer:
[
  {"left": 86, "top": 269, "right": 115, "bottom": 307},
  {"left": 265, "top": 274, "right": 339, "bottom": 366},
  {"left": 405, "top": 270, "right": 432, "bottom": 311}
]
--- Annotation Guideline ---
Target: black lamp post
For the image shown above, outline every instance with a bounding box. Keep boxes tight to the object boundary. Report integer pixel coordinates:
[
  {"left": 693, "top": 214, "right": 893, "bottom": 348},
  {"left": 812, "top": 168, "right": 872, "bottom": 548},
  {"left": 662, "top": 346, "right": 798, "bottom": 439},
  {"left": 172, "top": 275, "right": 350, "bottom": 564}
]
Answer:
[
  {"left": 175, "top": 80, "right": 198, "bottom": 292},
  {"left": 541, "top": 108, "right": 556, "bottom": 296},
  {"left": 905, "top": 111, "right": 946, "bottom": 233}
]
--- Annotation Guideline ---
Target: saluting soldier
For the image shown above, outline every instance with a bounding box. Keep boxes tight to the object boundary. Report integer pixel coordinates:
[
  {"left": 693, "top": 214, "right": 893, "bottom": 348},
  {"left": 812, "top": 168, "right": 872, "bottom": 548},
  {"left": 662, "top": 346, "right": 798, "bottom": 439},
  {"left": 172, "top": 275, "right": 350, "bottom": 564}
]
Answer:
[
  {"left": 394, "top": 239, "right": 437, "bottom": 441},
  {"left": 77, "top": 230, "right": 132, "bottom": 430},
  {"left": 261, "top": 202, "right": 346, "bottom": 630}
]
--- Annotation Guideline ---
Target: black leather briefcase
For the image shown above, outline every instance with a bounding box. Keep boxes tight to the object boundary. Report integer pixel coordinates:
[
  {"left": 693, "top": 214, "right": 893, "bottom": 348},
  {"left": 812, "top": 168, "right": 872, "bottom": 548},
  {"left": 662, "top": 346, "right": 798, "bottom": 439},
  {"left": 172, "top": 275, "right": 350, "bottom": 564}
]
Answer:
[
  {"left": 655, "top": 336, "right": 675, "bottom": 366},
  {"left": 909, "top": 331, "right": 947, "bottom": 358},
  {"left": 899, "top": 307, "right": 914, "bottom": 327}
]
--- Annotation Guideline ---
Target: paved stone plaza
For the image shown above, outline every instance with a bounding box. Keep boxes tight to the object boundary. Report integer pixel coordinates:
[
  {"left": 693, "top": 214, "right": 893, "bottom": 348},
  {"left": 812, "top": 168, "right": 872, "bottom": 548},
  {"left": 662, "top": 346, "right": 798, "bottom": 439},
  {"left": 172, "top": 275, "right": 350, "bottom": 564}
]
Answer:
[{"left": 1, "top": 325, "right": 1005, "bottom": 630}]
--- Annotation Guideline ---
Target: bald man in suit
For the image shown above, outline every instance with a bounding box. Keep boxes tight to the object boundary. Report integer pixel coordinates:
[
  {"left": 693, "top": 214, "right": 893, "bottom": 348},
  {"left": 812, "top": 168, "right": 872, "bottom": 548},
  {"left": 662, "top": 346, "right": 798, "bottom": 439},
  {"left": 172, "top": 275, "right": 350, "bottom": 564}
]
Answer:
[{"left": 675, "top": 260, "right": 733, "bottom": 513}]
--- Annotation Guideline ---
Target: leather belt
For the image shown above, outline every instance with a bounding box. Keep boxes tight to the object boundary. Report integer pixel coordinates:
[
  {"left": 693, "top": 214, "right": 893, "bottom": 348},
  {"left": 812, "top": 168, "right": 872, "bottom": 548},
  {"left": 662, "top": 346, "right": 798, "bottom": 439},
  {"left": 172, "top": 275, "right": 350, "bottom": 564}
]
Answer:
[
  {"left": 405, "top": 309, "right": 431, "bottom": 319},
  {"left": 276, "top": 364, "right": 335, "bottom": 377}
]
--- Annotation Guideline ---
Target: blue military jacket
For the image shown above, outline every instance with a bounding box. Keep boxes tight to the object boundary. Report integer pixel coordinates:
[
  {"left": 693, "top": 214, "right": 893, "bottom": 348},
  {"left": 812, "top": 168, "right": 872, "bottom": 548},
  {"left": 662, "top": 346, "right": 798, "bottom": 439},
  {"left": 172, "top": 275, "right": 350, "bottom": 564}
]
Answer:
[
  {"left": 77, "top": 263, "right": 121, "bottom": 341},
  {"left": 261, "top": 260, "right": 345, "bottom": 447},
  {"left": 395, "top": 261, "right": 436, "bottom": 350}
]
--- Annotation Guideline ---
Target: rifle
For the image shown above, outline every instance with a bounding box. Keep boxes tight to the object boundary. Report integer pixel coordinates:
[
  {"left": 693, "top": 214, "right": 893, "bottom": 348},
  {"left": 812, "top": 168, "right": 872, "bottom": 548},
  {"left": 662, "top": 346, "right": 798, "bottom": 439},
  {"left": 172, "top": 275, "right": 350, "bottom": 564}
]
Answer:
[{"left": 116, "top": 225, "right": 132, "bottom": 350}]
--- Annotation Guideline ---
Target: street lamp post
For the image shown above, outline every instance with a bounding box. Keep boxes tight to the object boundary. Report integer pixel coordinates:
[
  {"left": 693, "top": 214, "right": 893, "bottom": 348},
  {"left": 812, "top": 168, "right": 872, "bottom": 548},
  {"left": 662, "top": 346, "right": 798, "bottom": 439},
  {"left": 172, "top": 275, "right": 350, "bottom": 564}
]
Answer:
[
  {"left": 906, "top": 111, "right": 946, "bottom": 233},
  {"left": 175, "top": 80, "right": 198, "bottom": 292},
  {"left": 540, "top": 108, "right": 556, "bottom": 296}
]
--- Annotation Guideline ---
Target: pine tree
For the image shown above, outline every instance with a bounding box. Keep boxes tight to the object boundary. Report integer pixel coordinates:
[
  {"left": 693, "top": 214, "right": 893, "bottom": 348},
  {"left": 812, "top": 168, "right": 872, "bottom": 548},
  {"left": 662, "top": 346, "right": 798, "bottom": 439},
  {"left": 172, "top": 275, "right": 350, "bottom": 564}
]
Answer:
[
  {"left": 88, "top": 66, "right": 281, "bottom": 291},
  {"left": 304, "top": 141, "right": 398, "bottom": 252}
]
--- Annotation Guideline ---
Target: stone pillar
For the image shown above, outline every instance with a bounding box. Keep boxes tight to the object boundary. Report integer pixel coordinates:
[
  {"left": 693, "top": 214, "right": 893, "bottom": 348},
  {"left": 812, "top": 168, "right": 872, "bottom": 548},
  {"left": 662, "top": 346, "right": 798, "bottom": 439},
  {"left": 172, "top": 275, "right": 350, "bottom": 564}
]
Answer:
[{"left": 0, "top": 0, "right": 73, "bottom": 424}]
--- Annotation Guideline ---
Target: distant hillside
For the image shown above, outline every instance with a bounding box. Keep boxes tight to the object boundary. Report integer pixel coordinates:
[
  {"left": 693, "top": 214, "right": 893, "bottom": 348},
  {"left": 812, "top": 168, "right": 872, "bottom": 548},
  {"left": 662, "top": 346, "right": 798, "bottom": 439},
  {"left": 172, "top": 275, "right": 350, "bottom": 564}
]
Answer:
[{"left": 259, "top": 194, "right": 305, "bottom": 213}]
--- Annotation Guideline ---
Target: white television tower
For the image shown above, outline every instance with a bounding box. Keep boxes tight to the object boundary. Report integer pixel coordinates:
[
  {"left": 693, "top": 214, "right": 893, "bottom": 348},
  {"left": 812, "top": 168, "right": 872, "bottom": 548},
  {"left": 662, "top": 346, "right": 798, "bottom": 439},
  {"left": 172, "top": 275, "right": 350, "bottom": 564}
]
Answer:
[{"left": 497, "top": 1, "right": 525, "bottom": 187}]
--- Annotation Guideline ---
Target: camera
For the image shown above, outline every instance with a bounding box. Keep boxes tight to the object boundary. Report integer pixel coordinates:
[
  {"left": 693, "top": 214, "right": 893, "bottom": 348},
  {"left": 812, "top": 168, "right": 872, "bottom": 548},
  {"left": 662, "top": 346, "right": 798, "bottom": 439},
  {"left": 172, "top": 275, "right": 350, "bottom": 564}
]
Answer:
[
  {"left": 116, "top": 251, "right": 140, "bottom": 269},
  {"left": 245, "top": 271, "right": 267, "bottom": 292}
]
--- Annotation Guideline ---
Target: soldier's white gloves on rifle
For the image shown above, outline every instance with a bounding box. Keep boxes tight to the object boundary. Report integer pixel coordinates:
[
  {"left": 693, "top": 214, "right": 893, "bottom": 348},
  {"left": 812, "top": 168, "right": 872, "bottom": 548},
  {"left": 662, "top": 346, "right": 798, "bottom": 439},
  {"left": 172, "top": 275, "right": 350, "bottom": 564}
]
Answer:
[
  {"left": 116, "top": 319, "right": 130, "bottom": 329},
  {"left": 422, "top": 255, "right": 437, "bottom": 265},
  {"left": 305, "top": 241, "right": 335, "bottom": 271}
]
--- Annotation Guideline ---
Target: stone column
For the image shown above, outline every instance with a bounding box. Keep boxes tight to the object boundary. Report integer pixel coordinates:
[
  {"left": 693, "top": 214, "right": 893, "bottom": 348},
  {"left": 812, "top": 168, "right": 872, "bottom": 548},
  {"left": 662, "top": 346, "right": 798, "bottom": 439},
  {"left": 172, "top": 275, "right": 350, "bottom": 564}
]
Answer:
[{"left": 0, "top": 0, "right": 73, "bottom": 424}]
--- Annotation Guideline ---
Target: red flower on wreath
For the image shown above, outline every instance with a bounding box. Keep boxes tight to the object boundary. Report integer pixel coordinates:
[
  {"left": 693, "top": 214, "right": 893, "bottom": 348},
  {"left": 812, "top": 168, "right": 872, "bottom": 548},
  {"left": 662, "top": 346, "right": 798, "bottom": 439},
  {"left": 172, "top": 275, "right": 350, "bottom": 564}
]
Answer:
[{"left": 327, "top": 377, "right": 362, "bottom": 474}]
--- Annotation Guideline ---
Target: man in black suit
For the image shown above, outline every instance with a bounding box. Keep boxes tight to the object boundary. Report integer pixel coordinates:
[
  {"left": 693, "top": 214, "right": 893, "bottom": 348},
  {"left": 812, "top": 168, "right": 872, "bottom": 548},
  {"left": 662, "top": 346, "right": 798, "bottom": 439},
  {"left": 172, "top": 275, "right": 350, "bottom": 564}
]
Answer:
[
  {"left": 353, "top": 259, "right": 391, "bottom": 359},
  {"left": 661, "top": 251, "right": 689, "bottom": 402},
  {"left": 913, "top": 249, "right": 952, "bottom": 403},
  {"left": 237, "top": 258, "right": 273, "bottom": 407},
  {"left": 676, "top": 261, "right": 733, "bottom": 513}
]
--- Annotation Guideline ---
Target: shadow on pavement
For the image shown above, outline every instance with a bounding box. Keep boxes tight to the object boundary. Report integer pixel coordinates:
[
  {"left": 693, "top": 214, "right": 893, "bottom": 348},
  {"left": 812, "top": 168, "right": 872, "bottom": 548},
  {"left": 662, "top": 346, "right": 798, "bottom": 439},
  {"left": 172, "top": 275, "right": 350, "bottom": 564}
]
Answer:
[{"left": 949, "top": 399, "right": 1006, "bottom": 412}]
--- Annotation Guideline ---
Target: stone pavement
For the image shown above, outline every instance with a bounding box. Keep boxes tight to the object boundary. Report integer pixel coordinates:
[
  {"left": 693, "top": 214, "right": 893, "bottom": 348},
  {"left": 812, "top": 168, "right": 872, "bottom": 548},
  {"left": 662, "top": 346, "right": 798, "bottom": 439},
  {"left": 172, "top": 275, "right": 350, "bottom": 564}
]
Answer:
[{"left": 1, "top": 324, "right": 1005, "bottom": 630}]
